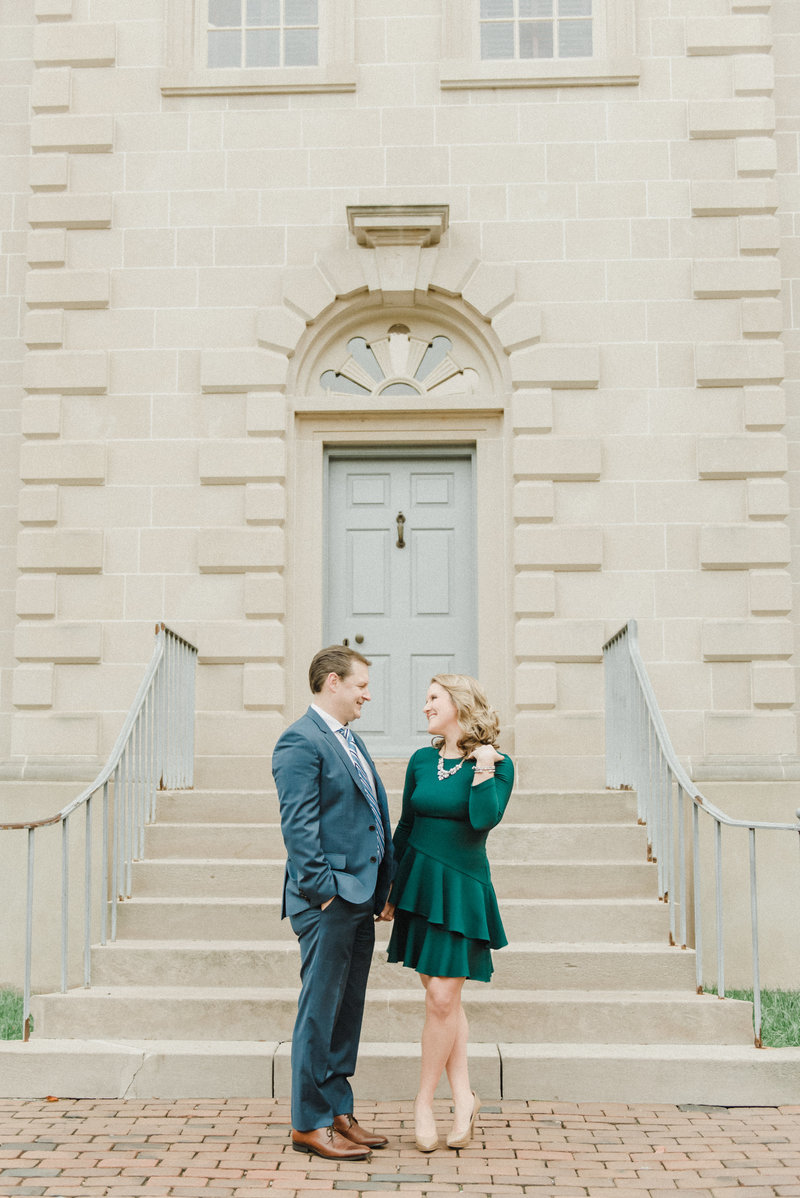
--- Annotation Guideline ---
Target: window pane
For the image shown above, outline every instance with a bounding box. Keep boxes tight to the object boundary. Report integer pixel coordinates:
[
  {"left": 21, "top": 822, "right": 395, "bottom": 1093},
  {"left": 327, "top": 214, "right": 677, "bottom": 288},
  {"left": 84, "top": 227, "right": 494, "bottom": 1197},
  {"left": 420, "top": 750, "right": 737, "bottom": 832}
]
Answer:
[
  {"left": 559, "top": 0, "right": 591, "bottom": 14},
  {"left": 284, "top": 26, "right": 317, "bottom": 64},
  {"left": 480, "top": 0, "right": 513, "bottom": 17},
  {"left": 519, "top": 20, "right": 553, "bottom": 57},
  {"left": 208, "top": 0, "right": 241, "bottom": 27},
  {"left": 480, "top": 21, "right": 514, "bottom": 58},
  {"left": 246, "top": 27, "right": 279, "bottom": 65},
  {"left": 520, "top": 0, "right": 554, "bottom": 16},
  {"left": 208, "top": 28, "right": 241, "bottom": 65},
  {"left": 285, "top": 0, "right": 318, "bottom": 24},
  {"left": 245, "top": 0, "right": 278, "bottom": 22},
  {"left": 346, "top": 338, "right": 383, "bottom": 382},
  {"left": 558, "top": 17, "right": 592, "bottom": 55}
]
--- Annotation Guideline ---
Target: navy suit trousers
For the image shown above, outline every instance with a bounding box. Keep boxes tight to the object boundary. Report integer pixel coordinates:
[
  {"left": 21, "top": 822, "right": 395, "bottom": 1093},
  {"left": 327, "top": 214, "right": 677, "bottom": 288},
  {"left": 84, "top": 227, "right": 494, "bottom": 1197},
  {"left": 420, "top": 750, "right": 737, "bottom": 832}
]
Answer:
[{"left": 288, "top": 894, "right": 375, "bottom": 1131}]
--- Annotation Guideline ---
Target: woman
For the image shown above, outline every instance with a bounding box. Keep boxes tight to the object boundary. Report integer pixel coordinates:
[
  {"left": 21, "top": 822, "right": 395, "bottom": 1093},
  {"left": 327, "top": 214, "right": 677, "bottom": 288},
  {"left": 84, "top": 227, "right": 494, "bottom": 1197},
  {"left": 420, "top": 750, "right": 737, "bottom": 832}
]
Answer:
[{"left": 383, "top": 674, "right": 514, "bottom": 1153}]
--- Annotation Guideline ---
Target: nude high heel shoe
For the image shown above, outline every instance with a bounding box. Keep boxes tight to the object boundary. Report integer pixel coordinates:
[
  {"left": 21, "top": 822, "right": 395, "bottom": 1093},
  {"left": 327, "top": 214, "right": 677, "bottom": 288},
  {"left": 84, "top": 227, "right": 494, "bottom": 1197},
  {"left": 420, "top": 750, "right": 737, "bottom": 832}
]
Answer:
[
  {"left": 414, "top": 1100, "right": 439, "bottom": 1152},
  {"left": 446, "top": 1091, "right": 480, "bottom": 1149}
]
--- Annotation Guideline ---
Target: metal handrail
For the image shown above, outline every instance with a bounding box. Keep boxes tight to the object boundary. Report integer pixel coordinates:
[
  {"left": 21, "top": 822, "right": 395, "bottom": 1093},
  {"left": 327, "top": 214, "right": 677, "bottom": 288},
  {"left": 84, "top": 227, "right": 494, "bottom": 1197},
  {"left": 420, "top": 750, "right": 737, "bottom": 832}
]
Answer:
[
  {"left": 604, "top": 619, "right": 800, "bottom": 1047},
  {"left": 0, "top": 624, "right": 197, "bottom": 1040}
]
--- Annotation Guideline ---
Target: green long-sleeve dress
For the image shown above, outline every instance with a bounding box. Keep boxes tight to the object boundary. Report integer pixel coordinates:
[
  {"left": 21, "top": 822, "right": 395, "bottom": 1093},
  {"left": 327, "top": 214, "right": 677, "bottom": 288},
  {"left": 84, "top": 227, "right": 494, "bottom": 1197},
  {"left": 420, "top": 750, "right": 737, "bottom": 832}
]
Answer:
[{"left": 386, "top": 747, "right": 515, "bottom": 982}]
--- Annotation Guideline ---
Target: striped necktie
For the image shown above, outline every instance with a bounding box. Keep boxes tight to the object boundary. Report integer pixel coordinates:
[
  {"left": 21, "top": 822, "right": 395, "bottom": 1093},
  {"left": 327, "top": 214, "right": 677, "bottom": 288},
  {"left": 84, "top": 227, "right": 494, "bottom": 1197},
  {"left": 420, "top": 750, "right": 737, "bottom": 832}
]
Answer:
[{"left": 339, "top": 726, "right": 385, "bottom": 860}]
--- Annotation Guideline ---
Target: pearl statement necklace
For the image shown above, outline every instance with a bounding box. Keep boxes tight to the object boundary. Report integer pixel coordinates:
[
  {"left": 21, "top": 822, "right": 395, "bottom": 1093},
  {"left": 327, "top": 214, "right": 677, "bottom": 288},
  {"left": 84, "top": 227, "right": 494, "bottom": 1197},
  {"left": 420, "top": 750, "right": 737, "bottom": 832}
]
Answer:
[{"left": 437, "top": 751, "right": 465, "bottom": 781}]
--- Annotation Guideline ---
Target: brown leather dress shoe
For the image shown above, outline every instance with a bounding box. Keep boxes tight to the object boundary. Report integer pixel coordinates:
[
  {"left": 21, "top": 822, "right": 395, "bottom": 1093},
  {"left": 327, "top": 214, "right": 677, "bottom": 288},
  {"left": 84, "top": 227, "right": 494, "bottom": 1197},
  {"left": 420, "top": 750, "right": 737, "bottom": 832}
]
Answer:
[
  {"left": 291, "top": 1125, "right": 372, "bottom": 1161},
  {"left": 334, "top": 1113, "right": 388, "bottom": 1148}
]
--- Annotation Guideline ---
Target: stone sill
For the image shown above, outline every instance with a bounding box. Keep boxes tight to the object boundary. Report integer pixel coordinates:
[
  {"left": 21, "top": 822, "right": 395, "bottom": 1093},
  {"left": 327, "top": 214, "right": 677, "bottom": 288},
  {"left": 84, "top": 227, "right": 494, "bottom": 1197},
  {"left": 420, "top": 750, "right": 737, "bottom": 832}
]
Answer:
[
  {"left": 440, "top": 56, "right": 640, "bottom": 90},
  {"left": 293, "top": 394, "right": 505, "bottom": 416},
  {"left": 160, "top": 65, "right": 356, "bottom": 96}
]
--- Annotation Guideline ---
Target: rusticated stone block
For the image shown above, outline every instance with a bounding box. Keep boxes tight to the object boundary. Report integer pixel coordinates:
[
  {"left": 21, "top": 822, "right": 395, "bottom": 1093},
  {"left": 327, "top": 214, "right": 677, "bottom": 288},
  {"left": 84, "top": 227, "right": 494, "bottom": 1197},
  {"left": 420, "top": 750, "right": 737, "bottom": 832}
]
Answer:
[
  {"left": 511, "top": 389, "right": 552, "bottom": 433},
  {"left": 196, "top": 622, "right": 284, "bottom": 663},
  {"left": 33, "top": 21, "right": 116, "bottom": 67},
  {"left": 15, "top": 575, "right": 56, "bottom": 618},
  {"left": 14, "top": 622, "right": 102, "bottom": 662},
  {"left": 24, "top": 310, "right": 64, "bottom": 349},
  {"left": 244, "top": 573, "right": 284, "bottom": 618},
  {"left": 704, "top": 712, "right": 795, "bottom": 757},
  {"left": 243, "top": 663, "right": 286, "bottom": 709},
  {"left": 198, "top": 528, "right": 284, "bottom": 573},
  {"left": 739, "top": 216, "right": 780, "bottom": 254},
  {"left": 734, "top": 55, "right": 774, "bottom": 96},
  {"left": 17, "top": 530, "right": 104, "bottom": 574},
  {"left": 691, "top": 180, "right": 778, "bottom": 216},
  {"left": 513, "top": 481, "right": 554, "bottom": 523},
  {"left": 515, "top": 618, "right": 605, "bottom": 662},
  {"left": 746, "top": 478, "right": 789, "bottom": 520},
  {"left": 21, "top": 396, "right": 61, "bottom": 437},
  {"left": 461, "top": 262, "right": 516, "bottom": 320},
  {"left": 741, "top": 298, "right": 782, "bottom": 337},
  {"left": 695, "top": 341, "right": 783, "bottom": 387},
  {"left": 688, "top": 99, "right": 774, "bottom": 140},
  {"left": 686, "top": 16, "right": 771, "bottom": 55},
  {"left": 23, "top": 351, "right": 108, "bottom": 394},
  {"left": 30, "top": 67, "right": 71, "bottom": 111},
  {"left": 11, "top": 713, "right": 99, "bottom": 757},
  {"left": 28, "top": 193, "right": 112, "bottom": 228},
  {"left": 692, "top": 258, "right": 780, "bottom": 298},
  {"left": 737, "top": 138, "right": 778, "bottom": 177},
  {"left": 696, "top": 433, "right": 786, "bottom": 478},
  {"left": 744, "top": 385, "right": 785, "bottom": 430},
  {"left": 31, "top": 114, "right": 113, "bottom": 154},
  {"left": 25, "top": 270, "right": 109, "bottom": 309},
  {"left": 35, "top": 0, "right": 73, "bottom": 18},
  {"left": 20, "top": 441, "right": 106, "bottom": 485},
  {"left": 752, "top": 662, "right": 795, "bottom": 708},
  {"left": 27, "top": 229, "right": 67, "bottom": 268},
  {"left": 246, "top": 396, "right": 287, "bottom": 435},
  {"left": 317, "top": 251, "right": 370, "bottom": 301},
  {"left": 510, "top": 344, "right": 600, "bottom": 389},
  {"left": 428, "top": 249, "right": 479, "bottom": 298},
  {"left": 200, "top": 349, "right": 288, "bottom": 393},
  {"left": 199, "top": 441, "right": 285, "bottom": 484},
  {"left": 245, "top": 485, "right": 286, "bottom": 524},
  {"left": 702, "top": 618, "right": 792, "bottom": 661},
  {"left": 514, "top": 526, "right": 602, "bottom": 571},
  {"left": 18, "top": 487, "right": 58, "bottom": 525},
  {"left": 700, "top": 524, "right": 789, "bottom": 570},
  {"left": 513, "top": 571, "right": 555, "bottom": 617},
  {"left": 492, "top": 303, "right": 542, "bottom": 352},
  {"left": 749, "top": 570, "right": 791, "bottom": 616},
  {"left": 12, "top": 665, "right": 55, "bottom": 709},
  {"left": 28, "top": 154, "right": 68, "bottom": 191},
  {"left": 515, "top": 662, "right": 557, "bottom": 709},
  {"left": 513, "top": 436, "right": 601, "bottom": 480}
]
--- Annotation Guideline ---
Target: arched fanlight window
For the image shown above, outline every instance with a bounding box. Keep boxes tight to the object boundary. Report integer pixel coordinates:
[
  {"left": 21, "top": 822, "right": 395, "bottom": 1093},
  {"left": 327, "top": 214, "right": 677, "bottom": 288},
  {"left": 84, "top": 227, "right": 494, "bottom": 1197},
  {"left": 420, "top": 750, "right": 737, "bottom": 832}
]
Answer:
[{"left": 320, "top": 325, "right": 480, "bottom": 398}]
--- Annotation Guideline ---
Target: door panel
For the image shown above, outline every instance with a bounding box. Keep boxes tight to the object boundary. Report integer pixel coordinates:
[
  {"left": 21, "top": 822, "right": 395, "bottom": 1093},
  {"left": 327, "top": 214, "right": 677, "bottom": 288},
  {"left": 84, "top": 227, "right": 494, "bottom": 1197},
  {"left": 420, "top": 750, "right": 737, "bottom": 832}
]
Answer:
[{"left": 326, "top": 454, "right": 476, "bottom": 756}]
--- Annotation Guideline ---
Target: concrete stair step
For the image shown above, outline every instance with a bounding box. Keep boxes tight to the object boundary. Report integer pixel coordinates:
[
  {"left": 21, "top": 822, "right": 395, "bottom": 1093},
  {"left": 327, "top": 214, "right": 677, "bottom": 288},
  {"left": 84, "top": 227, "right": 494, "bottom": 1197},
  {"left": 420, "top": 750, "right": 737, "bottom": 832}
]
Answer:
[
  {"left": 130, "top": 857, "right": 658, "bottom": 900},
  {"left": 90, "top": 932, "right": 693, "bottom": 990},
  {"left": 142, "top": 821, "right": 648, "bottom": 860},
  {"left": 110, "top": 895, "right": 669, "bottom": 948},
  {"left": 30, "top": 985, "right": 754, "bottom": 1045},
  {"left": 5, "top": 1038, "right": 798, "bottom": 1104},
  {"left": 155, "top": 789, "right": 640, "bottom": 826}
]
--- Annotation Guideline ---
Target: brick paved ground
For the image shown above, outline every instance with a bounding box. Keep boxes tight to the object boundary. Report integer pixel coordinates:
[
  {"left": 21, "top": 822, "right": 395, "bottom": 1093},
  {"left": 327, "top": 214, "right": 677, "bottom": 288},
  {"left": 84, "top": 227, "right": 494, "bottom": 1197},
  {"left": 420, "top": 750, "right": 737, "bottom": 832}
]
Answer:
[{"left": 1, "top": 1098, "right": 799, "bottom": 1198}]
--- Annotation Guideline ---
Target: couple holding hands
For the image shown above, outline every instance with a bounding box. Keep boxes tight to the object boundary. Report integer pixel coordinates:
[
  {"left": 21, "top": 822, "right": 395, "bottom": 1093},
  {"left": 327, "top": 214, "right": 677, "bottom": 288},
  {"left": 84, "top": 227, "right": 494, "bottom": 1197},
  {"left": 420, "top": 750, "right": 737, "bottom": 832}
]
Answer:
[{"left": 272, "top": 645, "right": 514, "bottom": 1161}]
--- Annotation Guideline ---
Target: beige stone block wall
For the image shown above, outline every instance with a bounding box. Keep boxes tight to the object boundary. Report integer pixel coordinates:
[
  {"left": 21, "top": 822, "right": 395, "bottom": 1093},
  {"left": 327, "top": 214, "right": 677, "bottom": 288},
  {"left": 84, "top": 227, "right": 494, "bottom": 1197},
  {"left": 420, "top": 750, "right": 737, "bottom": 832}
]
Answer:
[{"left": 0, "top": 0, "right": 795, "bottom": 805}]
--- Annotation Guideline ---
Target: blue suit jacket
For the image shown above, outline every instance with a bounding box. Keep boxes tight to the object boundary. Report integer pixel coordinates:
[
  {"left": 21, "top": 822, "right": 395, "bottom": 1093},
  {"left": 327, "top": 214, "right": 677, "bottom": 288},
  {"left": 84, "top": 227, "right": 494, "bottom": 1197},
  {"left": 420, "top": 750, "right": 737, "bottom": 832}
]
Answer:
[{"left": 272, "top": 707, "right": 395, "bottom": 918}]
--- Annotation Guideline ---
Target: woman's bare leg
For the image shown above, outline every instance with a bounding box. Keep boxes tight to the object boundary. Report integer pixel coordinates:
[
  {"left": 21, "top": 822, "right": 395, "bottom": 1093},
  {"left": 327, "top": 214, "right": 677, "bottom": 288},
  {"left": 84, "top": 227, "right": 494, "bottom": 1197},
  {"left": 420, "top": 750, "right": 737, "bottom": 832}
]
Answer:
[{"left": 414, "top": 975, "right": 472, "bottom": 1139}]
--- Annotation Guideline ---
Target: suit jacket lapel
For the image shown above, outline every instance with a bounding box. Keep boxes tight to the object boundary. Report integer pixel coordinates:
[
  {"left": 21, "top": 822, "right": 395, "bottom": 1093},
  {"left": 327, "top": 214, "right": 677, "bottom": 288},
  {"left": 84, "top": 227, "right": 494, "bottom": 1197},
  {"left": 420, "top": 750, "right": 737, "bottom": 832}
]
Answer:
[{"left": 307, "top": 706, "right": 373, "bottom": 802}]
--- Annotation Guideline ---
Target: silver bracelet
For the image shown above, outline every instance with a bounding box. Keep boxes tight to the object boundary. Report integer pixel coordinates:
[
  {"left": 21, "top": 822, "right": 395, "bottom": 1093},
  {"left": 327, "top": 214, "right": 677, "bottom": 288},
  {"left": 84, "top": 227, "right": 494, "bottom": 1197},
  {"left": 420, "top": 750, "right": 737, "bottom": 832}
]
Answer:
[{"left": 473, "top": 766, "right": 496, "bottom": 774}]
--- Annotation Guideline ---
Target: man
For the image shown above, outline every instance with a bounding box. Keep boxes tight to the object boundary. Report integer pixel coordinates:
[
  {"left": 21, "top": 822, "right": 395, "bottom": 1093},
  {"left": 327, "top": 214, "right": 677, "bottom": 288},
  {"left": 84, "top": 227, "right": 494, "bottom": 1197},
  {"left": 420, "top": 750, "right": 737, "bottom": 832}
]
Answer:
[{"left": 272, "top": 645, "right": 395, "bottom": 1161}]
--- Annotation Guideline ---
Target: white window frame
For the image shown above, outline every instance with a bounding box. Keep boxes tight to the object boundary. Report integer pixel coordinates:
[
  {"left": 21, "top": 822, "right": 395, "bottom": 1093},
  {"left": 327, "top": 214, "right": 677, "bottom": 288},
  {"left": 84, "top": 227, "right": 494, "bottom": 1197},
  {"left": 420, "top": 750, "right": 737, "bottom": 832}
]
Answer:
[
  {"left": 161, "top": 0, "right": 355, "bottom": 97},
  {"left": 441, "top": 0, "right": 639, "bottom": 90}
]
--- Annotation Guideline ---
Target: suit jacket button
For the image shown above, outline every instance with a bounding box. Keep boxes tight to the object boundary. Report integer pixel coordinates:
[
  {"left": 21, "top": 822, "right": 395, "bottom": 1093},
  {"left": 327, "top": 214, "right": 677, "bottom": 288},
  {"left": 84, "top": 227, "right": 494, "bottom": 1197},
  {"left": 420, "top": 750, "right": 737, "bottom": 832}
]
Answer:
[
  {"left": 369, "top": 824, "right": 375, "bottom": 831},
  {"left": 370, "top": 856, "right": 377, "bottom": 863}
]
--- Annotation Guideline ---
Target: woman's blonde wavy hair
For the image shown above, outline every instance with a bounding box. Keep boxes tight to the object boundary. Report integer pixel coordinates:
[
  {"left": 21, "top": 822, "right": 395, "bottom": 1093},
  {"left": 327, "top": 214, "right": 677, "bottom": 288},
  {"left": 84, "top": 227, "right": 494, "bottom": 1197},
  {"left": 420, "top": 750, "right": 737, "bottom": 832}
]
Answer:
[{"left": 429, "top": 673, "right": 500, "bottom": 756}]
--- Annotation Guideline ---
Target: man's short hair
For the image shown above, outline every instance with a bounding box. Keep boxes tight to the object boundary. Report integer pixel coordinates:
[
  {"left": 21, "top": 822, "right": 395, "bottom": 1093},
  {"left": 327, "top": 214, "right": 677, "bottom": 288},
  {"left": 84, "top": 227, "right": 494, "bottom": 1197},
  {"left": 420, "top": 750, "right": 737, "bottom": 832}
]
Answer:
[{"left": 308, "top": 644, "right": 371, "bottom": 694}]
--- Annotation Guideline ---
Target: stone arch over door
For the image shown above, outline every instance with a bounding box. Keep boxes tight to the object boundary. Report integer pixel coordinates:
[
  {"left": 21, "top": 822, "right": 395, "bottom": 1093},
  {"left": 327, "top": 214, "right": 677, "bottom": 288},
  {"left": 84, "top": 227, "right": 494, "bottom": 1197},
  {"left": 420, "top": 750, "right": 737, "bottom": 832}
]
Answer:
[{"left": 197, "top": 205, "right": 602, "bottom": 758}]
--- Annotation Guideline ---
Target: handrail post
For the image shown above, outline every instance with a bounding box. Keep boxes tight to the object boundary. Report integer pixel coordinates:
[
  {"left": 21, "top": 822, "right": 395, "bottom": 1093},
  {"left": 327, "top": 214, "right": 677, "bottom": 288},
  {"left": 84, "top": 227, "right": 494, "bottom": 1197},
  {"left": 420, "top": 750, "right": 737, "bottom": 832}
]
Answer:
[{"left": 24, "top": 828, "right": 35, "bottom": 1042}]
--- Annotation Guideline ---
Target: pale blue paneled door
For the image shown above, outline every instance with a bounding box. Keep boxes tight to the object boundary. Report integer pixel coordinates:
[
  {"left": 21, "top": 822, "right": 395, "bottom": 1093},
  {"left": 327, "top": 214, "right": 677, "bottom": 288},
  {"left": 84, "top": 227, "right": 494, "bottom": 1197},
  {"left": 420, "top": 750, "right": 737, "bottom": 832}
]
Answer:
[{"left": 326, "top": 454, "right": 476, "bottom": 756}]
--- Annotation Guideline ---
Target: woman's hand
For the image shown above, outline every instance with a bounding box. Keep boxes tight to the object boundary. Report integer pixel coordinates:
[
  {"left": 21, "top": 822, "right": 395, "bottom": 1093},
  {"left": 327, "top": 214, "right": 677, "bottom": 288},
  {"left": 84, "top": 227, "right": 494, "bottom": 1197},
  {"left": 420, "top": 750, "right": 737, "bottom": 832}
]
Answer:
[
  {"left": 375, "top": 901, "right": 395, "bottom": 922},
  {"left": 468, "top": 744, "right": 503, "bottom": 785}
]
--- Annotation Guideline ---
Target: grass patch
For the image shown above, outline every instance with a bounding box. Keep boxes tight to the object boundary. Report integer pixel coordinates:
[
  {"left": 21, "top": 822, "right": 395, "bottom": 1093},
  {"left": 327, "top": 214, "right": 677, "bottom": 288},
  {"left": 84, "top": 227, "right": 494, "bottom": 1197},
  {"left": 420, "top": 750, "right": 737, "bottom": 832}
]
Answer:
[
  {"left": 0, "top": 989, "right": 26, "bottom": 1040},
  {"left": 708, "top": 988, "right": 800, "bottom": 1047}
]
